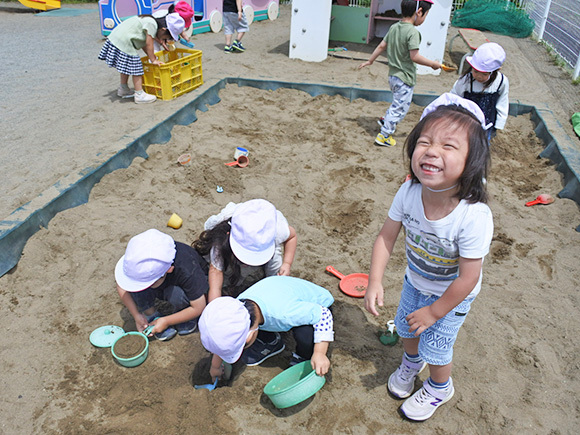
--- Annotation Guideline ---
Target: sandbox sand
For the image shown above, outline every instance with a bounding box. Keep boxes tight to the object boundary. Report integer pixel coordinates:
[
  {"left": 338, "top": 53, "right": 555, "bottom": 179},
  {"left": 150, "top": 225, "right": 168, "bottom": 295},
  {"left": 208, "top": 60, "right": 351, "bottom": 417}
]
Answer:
[{"left": 1, "top": 3, "right": 580, "bottom": 434}]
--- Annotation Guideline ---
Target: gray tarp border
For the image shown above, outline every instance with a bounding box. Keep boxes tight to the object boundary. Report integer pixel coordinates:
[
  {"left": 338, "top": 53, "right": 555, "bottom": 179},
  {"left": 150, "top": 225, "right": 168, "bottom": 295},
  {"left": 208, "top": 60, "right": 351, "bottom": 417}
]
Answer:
[{"left": 1, "top": 78, "right": 579, "bottom": 278}]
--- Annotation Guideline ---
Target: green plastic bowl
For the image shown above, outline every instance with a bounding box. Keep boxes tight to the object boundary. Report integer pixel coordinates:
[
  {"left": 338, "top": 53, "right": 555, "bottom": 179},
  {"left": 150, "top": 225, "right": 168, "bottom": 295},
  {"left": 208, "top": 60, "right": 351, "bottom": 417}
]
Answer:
[
  {"left": 111, "top": 332, "right": 149, "bottom": 368},
  {"left": 263, "top": 361, "right": 326, "bottom": 409}
]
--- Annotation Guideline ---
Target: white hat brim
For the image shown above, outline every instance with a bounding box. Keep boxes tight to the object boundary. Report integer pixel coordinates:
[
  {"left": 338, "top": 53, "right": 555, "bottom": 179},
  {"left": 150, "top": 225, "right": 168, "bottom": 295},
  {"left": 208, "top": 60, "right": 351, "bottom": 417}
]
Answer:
[
  {"left": 229, "top": 235, "right": 275, "bottom": 266},
  {"left": 114, "top": 256, "right": 159, "bottom": 292},
  {"left": 466, "top": 55, "right": 490, "bottom": 73}
]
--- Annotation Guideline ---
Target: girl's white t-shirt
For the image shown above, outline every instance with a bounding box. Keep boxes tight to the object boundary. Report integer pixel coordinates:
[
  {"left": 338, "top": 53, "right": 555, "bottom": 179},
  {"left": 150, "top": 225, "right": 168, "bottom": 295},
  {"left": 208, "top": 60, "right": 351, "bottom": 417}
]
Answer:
[{"left": 388, "top": 181, "right": 493, "bottom": 298}]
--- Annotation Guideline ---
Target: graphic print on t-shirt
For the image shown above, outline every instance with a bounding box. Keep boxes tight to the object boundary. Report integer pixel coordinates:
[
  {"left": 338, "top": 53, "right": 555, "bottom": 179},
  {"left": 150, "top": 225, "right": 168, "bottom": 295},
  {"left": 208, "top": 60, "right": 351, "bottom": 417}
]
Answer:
[{"left": 404, "top": 226, "right": 459, "bottom": 282}]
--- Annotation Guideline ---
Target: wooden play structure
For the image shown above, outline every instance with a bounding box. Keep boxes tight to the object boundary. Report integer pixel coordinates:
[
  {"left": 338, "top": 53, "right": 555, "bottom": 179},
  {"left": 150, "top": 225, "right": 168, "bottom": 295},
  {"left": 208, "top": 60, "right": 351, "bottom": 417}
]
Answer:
[
  {"left": 98, "top": 0, "right": 279, "bottom": 37},
  {"left": 17, "top": 0, "right": 60, "bottom": 11},
  {"left": 448, "top": 28, "right": 490, "bottom": 74}
]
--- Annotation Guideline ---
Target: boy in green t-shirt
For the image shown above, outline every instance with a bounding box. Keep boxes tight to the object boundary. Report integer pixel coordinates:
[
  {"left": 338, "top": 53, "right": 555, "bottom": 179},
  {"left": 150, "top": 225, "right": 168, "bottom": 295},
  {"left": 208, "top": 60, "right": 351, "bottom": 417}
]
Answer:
[{"left": 358, "top": 1, "right": 441, "bottom": 147}]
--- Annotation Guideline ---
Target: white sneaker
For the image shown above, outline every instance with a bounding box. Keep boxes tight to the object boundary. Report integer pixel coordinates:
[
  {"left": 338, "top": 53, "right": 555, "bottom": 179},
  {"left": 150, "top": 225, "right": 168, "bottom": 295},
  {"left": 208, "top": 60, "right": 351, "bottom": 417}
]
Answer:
[
  {"left": 134, "top": 90, "right": 157, "bottom": 104},
  {"left": 399, "top": 378, "right": 455, "bottom": 421},
  {"left": 117, "top": 85, "right": 134, "bottom": 98},
  {"left": 388, "top": 356, "right": 427, "bottom": 399}
]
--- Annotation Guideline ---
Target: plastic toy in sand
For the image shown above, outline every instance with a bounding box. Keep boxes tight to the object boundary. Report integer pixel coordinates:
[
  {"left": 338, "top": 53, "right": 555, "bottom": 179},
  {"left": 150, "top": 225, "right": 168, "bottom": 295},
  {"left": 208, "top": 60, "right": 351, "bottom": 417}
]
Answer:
[
  {"left": 379, "top": 320, "right": 399, "bottom": 346},
  {"left": 326, "top": 265, "right": 368, "bottom": 298},
  {"left": 90, "top": 325, "right": 153, "bottom": 368},
  {"left": 225, "top": 155, "right": 249, "bottom": 168},
  {"left": 263, "top": 360, "right": 325, "bottom": 409},
  {"left": 167, "top": 213, "right": 183, "bottom": 229},
  {"left": 525, "top": 194, "right": 555, "bottom": 207}
]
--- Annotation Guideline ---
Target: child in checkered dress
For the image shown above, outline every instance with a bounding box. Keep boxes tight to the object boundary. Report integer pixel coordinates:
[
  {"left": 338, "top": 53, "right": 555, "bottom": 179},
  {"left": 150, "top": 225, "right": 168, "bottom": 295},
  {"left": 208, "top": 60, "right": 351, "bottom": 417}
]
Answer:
[{"left": 98, "top": 13, "right": 185, "bottom": 104}]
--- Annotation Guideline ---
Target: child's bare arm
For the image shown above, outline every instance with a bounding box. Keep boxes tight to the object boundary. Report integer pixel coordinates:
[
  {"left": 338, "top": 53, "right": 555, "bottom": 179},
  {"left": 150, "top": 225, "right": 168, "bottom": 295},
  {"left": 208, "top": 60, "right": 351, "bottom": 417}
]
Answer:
[
  {"left": 210, "top": 353, "right": 224, "bottom": 380},
  {"left": 207, "top": 265, "right": 224, "bottom": 302},
  {"left": 153, "top": 296, "right": 206, "bottom": 333},
  {"left": 406, "top": 257, "right": 482, "bottom": 335},
  {"left": 409, "top": 49, "right": 441, "bottom": 70},
  {"left": 116, "top": 285, "right": 148, "bottom": 332},
  {"left": 310, "top": 341, "right": 330, "bottom": 376},
  {"left": 365, "top": 217, "right": 402, "bottom": 316},
  {"left": 143, "top": 34, "right": 163, "bottom": 65},
  {"left": 279, "top": 225, "right": 297, "bottom": 276},
  {"left": 236, "top": 0, "right": 243, "bottom": 20},
  {"left": 358, "top": 40, "right": 388, "bottom": 69}
]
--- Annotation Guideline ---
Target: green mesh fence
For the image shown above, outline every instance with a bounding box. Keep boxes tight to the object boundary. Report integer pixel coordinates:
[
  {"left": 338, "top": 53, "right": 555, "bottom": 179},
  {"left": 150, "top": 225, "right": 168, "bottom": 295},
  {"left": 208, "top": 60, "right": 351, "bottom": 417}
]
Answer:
[{"left": 452, "top": 0, "right": 535, "bottom": 38}]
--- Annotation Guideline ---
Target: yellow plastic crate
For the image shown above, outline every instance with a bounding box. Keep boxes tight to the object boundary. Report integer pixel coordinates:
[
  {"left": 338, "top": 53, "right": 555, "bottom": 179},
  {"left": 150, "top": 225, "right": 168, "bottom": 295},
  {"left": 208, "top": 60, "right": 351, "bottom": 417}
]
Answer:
[{"left": 141, "top": 48, "right": 203, "bottom": 101}]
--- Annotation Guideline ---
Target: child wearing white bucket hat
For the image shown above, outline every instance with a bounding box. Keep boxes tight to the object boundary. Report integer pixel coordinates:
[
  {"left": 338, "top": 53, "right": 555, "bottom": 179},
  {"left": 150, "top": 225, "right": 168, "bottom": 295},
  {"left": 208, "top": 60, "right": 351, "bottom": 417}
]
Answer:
[
  {"left": 365, "top": 93, "right": 493, "bottom": 421},
  {"left": 152, "top": 2, "right": 195, "bottom": 51},
  {"left": 192, "top": 199, "right": 297, "bottom": 301},
  {"left": 115, "top": 229, "right": 209, "bottom": 341},
  {"left": 192, "top": 199, "right": 297, "bottom": 365},
  {"left": 450, "top": 42, "right": 509, "bottom": 140},
  {"left": 199, "top": 276, "right": 334, "bottom": 382},
  {"left": 98, "top": 12, "right": 185, "bottom": 104}
]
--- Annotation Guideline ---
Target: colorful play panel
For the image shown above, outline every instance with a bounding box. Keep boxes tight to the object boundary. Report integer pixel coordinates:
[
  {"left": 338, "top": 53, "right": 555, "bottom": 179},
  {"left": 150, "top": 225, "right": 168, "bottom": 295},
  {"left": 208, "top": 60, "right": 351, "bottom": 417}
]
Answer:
[{"left": 98, "top": 0, "right": 279, "bottom": 37}]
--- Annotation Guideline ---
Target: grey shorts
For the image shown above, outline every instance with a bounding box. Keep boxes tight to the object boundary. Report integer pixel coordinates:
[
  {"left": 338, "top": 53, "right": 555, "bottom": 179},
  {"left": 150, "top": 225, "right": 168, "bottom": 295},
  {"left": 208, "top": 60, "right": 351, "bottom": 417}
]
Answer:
[{"left": 223, "top": 11, "right": 249, "bottom": 35}]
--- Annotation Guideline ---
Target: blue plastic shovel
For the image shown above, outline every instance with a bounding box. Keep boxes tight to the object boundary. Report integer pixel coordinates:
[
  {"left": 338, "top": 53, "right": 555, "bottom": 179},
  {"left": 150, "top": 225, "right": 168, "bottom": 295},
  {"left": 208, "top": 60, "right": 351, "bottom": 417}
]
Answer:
[
  {"left": 179, "top": 37, "right": 195, "bottom": 48},
  {"left": 194, "top": 378, "right": 218, "bottom": 391},
  {"left": 194, "top": 362, "right": 231, "bottom": 390}
]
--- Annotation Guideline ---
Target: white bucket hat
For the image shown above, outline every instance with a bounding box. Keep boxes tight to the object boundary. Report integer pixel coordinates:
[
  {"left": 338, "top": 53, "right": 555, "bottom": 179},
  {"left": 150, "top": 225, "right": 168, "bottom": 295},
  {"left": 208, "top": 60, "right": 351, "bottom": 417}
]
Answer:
[
  {"left": 466, "top": 42, "right": 506, "bottom": 73},
  {"left": 199, "top": 297, "right": 251, "bottom": 363},
  {"left": 114, "top": 229, "right": 176, "bottom": 292},
  {"left": 230, "top": 199, "right": 277, "bottom": 266},
  {"left": 166, "top": 12, "right": 185, "bottom": 41},
  {"left": 421, "top": 92, "right": 491, "bottom": 130}
]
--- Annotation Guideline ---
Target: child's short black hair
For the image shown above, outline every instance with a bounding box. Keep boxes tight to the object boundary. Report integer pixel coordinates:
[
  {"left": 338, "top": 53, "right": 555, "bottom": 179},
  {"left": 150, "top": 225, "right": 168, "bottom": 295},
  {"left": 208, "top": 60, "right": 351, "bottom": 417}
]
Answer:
[
  {"left": 139, "top": 14, "right": 172, "bottom": 39},
  {"left": 405, "top": 105, "right": 491, "bottom": 204},
  {"left": 401, "top": 0, "right": 433, "bottom": 18},
  {"left": 240, "top": 299, "right": 257, "bottom": 327}
]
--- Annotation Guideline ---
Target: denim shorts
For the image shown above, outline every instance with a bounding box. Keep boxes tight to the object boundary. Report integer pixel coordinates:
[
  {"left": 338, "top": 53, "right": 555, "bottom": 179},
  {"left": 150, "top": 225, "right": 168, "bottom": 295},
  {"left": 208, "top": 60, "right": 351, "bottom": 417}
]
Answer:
[{"left": 394, "top": 275, "right": 474, "bottom": 366}]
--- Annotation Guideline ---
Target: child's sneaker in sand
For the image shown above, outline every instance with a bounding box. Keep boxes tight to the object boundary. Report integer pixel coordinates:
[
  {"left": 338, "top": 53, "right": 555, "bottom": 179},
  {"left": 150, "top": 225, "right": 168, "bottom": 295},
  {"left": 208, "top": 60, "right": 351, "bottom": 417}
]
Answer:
[
  {"left": 146, "top": 312, "right": 177, "bottom": 341},
  {"left": 388, "top": 355, "right": 427, "bottom": 399},
  {"left": 399, "top": 378, "right": 454, "bottom": 421},
  {"left": 289, "top": 352, "right": 307, "bottom": 367},
  {"left": 175, "top": 319, "right": 198, "bottom": 336},
  {"left": 375, "top": 133, "right": 396, "bottom": 147},
  {"left": 242, "top": 332, "right": 285, "bottom": 366},
  {"left": 232, "top": 40, "right": 246, "bottom": 52},
  {"left": 134, "top": 90, "right": 156, "bottom": 104},
  {"left": 117, "top": 85, "right": 134, "bottom": 98},
  {"left": 224, "top": 45, "right": 233, "bottom": 53}
]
